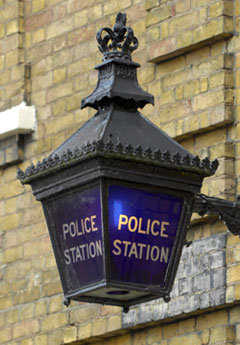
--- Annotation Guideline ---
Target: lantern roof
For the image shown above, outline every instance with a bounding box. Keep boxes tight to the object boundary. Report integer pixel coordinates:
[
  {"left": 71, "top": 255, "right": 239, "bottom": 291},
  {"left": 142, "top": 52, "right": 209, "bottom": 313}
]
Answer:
[{"left": 17, "top": 13, "right": 218, "bottom": 184}]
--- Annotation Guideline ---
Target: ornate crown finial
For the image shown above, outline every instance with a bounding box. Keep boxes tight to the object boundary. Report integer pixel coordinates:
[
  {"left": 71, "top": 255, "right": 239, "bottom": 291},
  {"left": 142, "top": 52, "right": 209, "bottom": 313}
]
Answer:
[{"left": 96, "top": 12, "right": 138, "bottom": 61}]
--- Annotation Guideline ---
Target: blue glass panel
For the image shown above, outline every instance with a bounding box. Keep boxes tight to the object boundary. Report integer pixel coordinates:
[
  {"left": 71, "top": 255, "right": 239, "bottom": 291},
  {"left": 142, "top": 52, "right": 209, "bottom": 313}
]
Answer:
[
  {"left": 48, "top": 185, "right": 103, "bottom": 292},
  {"left": 108, "top": 185, "right": 183, "bottom": 287}
]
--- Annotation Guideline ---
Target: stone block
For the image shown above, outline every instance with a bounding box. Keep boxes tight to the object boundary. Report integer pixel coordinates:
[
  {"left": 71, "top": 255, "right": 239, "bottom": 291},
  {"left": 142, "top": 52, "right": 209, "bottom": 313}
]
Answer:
[
  {"left": 197, "top": 310, "right": 228, "bottom": 330},
  {"left": 63, "top": 326, "right": 78, "bottom": 344},
  {"left": 146, "top": 5, "right": 172, "bottom": 27},
  {"left": 0, "top": 327, "right": 12, "bottom": 343},
  {"left": 41, "top": 312, "right": 68, "bottom": 332},
  {"left": 13, "top": 320, "right": 40, "bottom": 339},
  {"left": 228, "top": 265, "right": 240, "bottom": 283}
]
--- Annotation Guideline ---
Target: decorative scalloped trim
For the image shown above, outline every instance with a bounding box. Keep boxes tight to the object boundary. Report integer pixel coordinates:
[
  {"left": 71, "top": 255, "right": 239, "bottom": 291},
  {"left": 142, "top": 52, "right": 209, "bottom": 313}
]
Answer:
[{"left": 17, "top": 139, "right": 219, "bottom": 183}]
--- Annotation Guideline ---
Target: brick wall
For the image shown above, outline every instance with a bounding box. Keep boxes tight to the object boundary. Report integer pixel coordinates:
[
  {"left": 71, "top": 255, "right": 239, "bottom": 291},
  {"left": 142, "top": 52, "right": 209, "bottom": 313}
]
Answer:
[{"left": 1, "top": 0, "right": 240, "bottom": 344}]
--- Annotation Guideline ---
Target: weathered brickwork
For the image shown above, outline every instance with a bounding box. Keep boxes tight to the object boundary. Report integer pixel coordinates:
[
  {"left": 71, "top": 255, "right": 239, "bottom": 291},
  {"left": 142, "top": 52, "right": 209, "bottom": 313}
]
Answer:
[
  {"left": 0, "top": 0, "right": 25, "bottom": 111},
  {"left": 146, "top": 0, "right": 234, "bottom": 62},
  {"left": 1, "top": 0, "right": 240, "bottom": 344}
]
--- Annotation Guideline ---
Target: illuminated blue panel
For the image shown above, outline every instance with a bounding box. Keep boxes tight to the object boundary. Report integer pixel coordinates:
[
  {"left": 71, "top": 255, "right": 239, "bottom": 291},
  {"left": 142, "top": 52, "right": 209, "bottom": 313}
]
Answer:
[
  {"left": 108, "top": 185, "right": 183, "bottom": 287},
  {"left": 48, "top": 185, "right": 103, "bottom": 292}
]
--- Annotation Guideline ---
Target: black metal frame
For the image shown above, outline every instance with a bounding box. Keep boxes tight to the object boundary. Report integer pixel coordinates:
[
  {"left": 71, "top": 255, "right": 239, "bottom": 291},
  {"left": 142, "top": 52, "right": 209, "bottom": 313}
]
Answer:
[
  {"left": 38, "top": 155, "right": 197, "bottom": 308},
  {"left": 194, "top": 194, "right": 240, "bottom": 236}
]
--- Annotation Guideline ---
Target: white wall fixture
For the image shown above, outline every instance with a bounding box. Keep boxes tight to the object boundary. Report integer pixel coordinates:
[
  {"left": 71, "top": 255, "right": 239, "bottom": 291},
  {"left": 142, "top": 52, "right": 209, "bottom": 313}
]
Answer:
[{"left": 0, "top": 102, "right": 36, "bottom": 140}]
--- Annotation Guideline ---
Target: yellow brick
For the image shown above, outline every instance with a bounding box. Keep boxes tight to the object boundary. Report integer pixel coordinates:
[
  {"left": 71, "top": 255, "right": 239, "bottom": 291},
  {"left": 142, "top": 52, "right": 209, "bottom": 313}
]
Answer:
[
  {"left": 160, "top": 90, "right": 174, "bottom": 105},
  {"left": 208, "top": 1, "right": 233, "bottom": 19},
  {"left": 147, "top": 26, "right": 159, "bottom": 43},
  {"left": 177, "top": 31, "right": 193, "bottom": 49},
  {"left": 199, "top": 111, "right": 209, "bottom": 128},
  {"left": 175, "top": 118, "right": 184, "bottom": 137},
  {"left": 209, "top": 177, "right": 235, "bottom": 195},
  {"left": 6, "top": 50, "right": 19, "bottom": 68},
  {"left": 195, "top": 128, "right": 226, "bottom": 150},
  {"left": 46, "top": 17, "right": 73, "bottom": 40},
  {"left": 0, "top": 23, "right": 5, "bottom": 38},
  {"left": 70, "top": 305, "right": 97, "bottom": 324},
  {"left": 208, "top": 1, "right": 223, "bottom": 18},
  {"left": 2, "top": 246, "right": 23, "bottom": 263},
  {"left": 211, "top": 40, "right": 227, "bottom": 57},
  {"left": 7, "top": 20, "right": 18, "bottom": 35},
  {"left": 0, "top": 328, "right": 12, "bottom": 343},
  {"left": 193, "top": 17, "right": 232, "bottom": 45},
  {"left": 175, "top": 85, "right": 183, "bottom": 100},
  {"left": 156, "top": 56, "right": 186, "bottom": 77},
  {"left": 184, "top": 115, "right": 199, "bottom": 133},
  {"left": 33, "top": 334, "right": 48, "bottom": 345},
  {"left": 6, "top": 309, "right": 18, "bottom": 325},
  {"left": 32, "top": 0, "right": 45, "bottom": 12},
  {"left": 0, "top": 55, "right": 4, "bottom": 70},
  {"left": 184, "top": 80, "right": 200, "bottom": 98},
  {"left": 49, "top": 295, "right": 63, "bottom": 313},
  {"left": 211, "top": 326, "right": 235, "bottom": 343},
  {"left": 162, "top": 70, "right": 190, "bottom": 89},
  {"left": 138, "top": 65, "right": 155, "bottom": 85},
  {"left": 192, "top": 89, "right": 224, "bottom": 112},
  {"left": 197, "top": 310, "right": 228, "bottom": 331},
  {"left": 68, "top": 57, "right": 95, "bottom": 77},
  {"left": 34, "top": 300, "right": 48, "bottom": 317},
  {"left": 148, "top": 325, "right": 163, "bottom": 344},
  {"left": 75, "top": 73, "right": 90, "bottom": 92},
  {"left": 5, "top": 198, "right": 17, "bottom": 214},
  {"left": 48, "top": 329, "right": 63, "bottom": 344},
  {"left": 53, "top": 67, "right": 66, "bottom": 84},
  {"left": 210, "top": 142, "right": 234, "bottom": 159},
  {"left": 13, "top": 287, "right": 41, "bottom": 305},
  {"left": 107, "top": 315, "right": 122, "bottom": 332},
  {"left": 145, "top": 0, "right": 159, "bottom": 11},
  {"left": 0, "top": 4, "right": 18, "bottom": 21},
  {"left": 32, "top": 28, "right": 45, "bottom": 44},
  {"left": 103, "top": 0, "right": 121, "bottom": 15},
  {"left": 161, "top": 21, "right": 169, "bottom": 38},
  {"left": 200, "top": 77, "right": 208, "bottom": 92},
  {"left": 235, "top": 285, "right": 240, "bottom": 300},
  {"left": 146, "top": 5, "right": 172, "bottom": 27},
  {"left": 19, "top": 304, "right": 34, "bottom": 321},
  {"left": 107, "top": 334, "right": 132, "bottom": 345},
  {"left": 176, "top": 0, "right": 190, "bottom": 14},
  {"left": 0, "top": 70, "right": 11, "bottom": 86},
  {"left": 169, "top": 334, "right": 201, "bottom": 345},
  {"left": 46, "top": 81, "right": 73, "bottom": 103},
  {"left": 89, "top": 4, "right": 102, "bottom": 21},
  {"left": 161, "top": 101, "right": 190, "bottom": 121},
  {"left": 74, "top": 10, "right": 88, "bottom": 28},
  {"left": 169, "top": 11, "right": 199, "bottom": 35},
  {"left": 228, "top": 265, "right": 240, "bottom": 283},
  {"left": 63, "top": 326, "right": 77, "bottom": 344},
  {"left": 66, "top": 93, "right": 82, "bottom": 111},
  {"left": 210, "top": 71, "right": 233, "bottom": 89},
  {"left": 41, "top": 313, "right": 68, "bottom": 331},
  {"left": 199, "top": 7, "right": 207, "bottom": 23},
  {"left": 13, "top": 321, "right": 39, "bottom": 339},
  {"left": 200, "top": 329, "right": 210, "bottom": 344},
  {"left": 25, "top": 32, "right": 32, "bottom": 48},
  {"left": 1, "top": 213, "right": 22, "bottom": 231},
  {"left": 52, "top": 98, "right": 66, "bottom": 116},
  {"left": 78, "top": 323, "right": 91, "bottom": 340},
  {"left": 0, "top": 312, "right": 5, "bottom": 327},
  {"left": 133, "top": 330, "right": 147, "bottom": 345},
  {"left": 91, "top": 318, "right": 107, "bottom": 336}
]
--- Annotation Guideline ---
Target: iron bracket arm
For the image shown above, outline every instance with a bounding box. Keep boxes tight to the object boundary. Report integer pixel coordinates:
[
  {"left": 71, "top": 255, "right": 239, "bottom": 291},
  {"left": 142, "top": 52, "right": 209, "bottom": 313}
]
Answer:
[{"left": 193, "top": 194, "right": 240, "bottom": 236}]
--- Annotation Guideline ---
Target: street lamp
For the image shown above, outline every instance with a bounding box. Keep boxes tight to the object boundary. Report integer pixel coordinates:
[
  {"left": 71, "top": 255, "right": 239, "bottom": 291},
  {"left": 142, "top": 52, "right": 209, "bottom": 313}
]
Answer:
[{"left": 18, "top": 13, "right": 240, "bottom": 312}]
